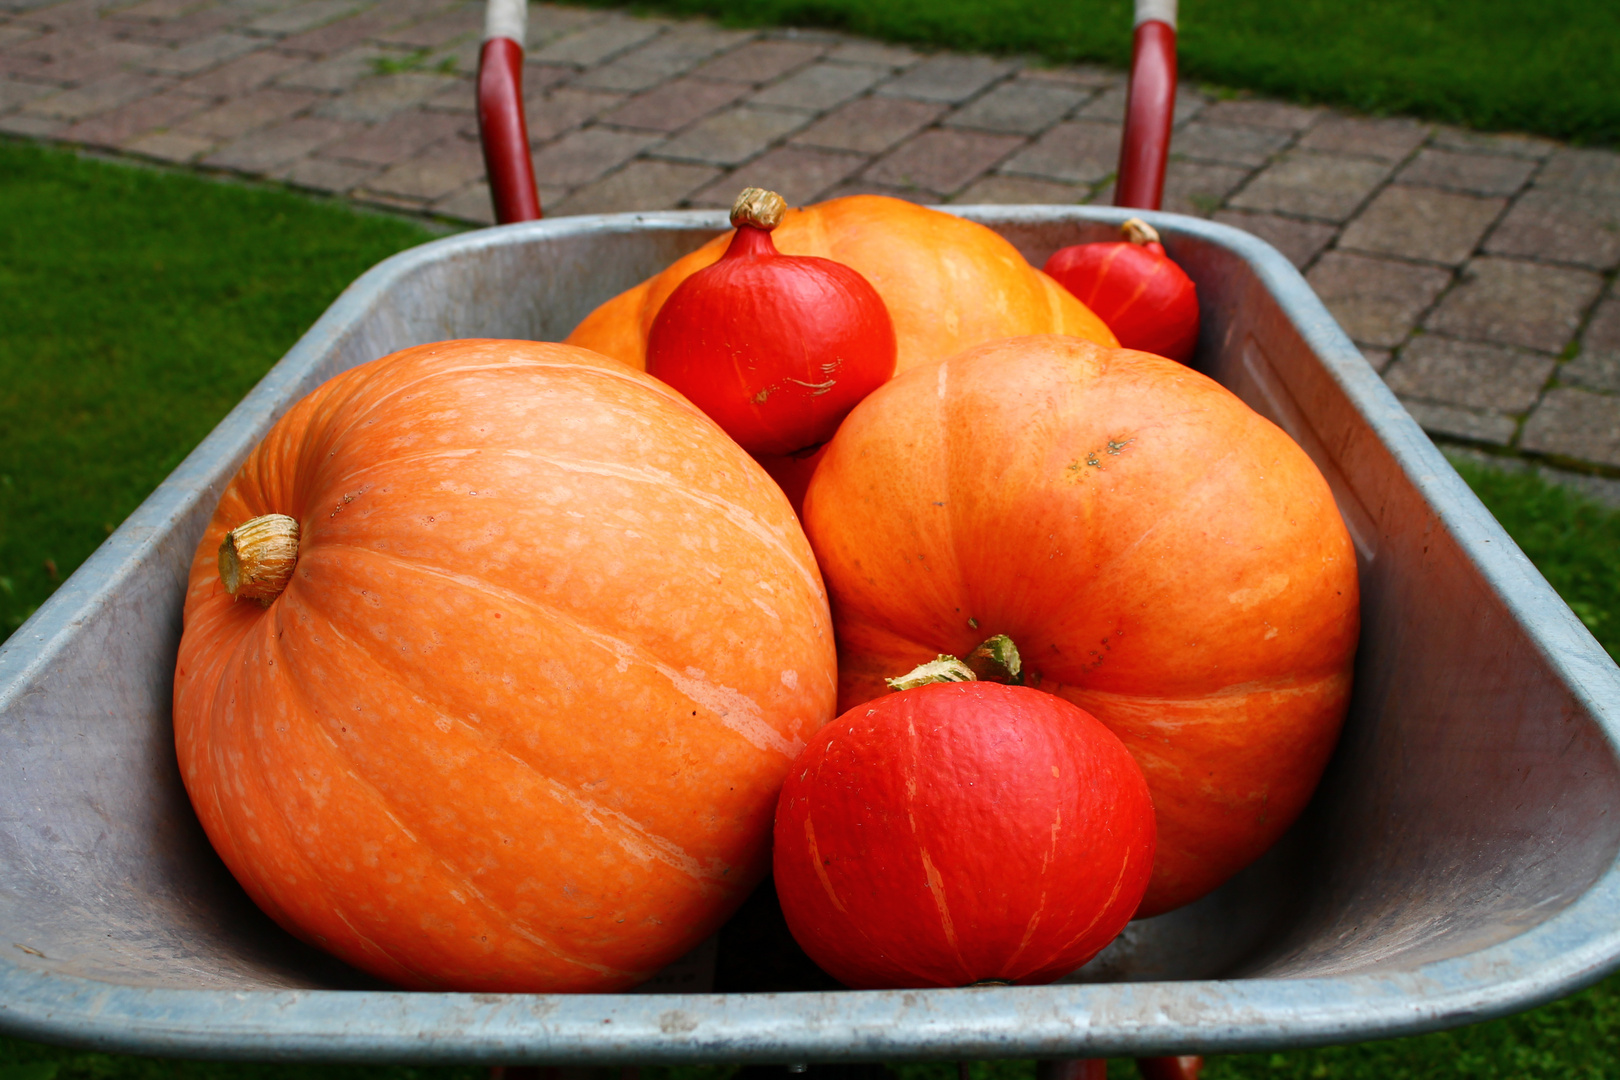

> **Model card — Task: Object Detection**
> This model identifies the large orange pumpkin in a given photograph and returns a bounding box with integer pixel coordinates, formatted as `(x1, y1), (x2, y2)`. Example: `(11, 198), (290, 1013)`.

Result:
(566, 195), (1118, 373)
(801, 336), (1359, 917)
(173, 339), (837, 992)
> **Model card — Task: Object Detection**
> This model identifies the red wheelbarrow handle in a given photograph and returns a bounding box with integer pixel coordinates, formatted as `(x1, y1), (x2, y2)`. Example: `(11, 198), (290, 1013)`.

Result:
(477, 0), (541, 223)
(1115, 0), (1178, 210)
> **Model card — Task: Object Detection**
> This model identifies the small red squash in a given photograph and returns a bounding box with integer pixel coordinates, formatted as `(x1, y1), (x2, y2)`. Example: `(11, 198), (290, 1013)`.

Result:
(646, 189), (897, 457)
(174, 339), (837, 992)
(1044, 218), (1200, 363)
(801, 335), (1359, 917)
(774, 675), (1156, 989)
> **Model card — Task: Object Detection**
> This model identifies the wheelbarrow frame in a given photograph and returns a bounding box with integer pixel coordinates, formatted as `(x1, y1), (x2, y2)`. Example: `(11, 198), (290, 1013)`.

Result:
(2, 204), (1619, 1064)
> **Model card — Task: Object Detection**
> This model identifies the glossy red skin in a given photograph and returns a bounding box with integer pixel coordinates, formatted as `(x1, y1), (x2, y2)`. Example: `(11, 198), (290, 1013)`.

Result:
(647, 226), (897, 456)
(774, 682), (1156, 989)
(1043, 241), (1199, 363)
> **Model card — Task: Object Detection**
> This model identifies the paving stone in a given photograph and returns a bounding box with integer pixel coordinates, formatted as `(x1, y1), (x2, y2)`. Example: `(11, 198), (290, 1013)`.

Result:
(1360, 345), (1393, 373)
(273, 8), (393, 56)
(822, 39), (921, 70)
(1430, 125), (1555, 160)
(0, 76), (55, 111)
(1296, 113), (1430, 162)
(0, 111), (65, 135)
(1521, 388), (1620, 467)
(315, 70), (455, 121)
(1395, 148), (1536, 198)
(650, 103), (807, 167)
(552, 158), (718, 215)
(179, 44), (301, 94)
(1560, 296), (1620, 392)
(1532, 147), (1620, 196)
(1076, 83), (1204, 127)
(998, 119), (1118, 185)
(201, 112), (351, 168)
(0, 25), (41, 47)
(1306, 251), (1451, 348)
(1170, 121), (1289, 167)
(20, 69), (170, 119)
(142, 29), (259, 74)
(432, 179), (494, 225)
(109, 0), (199, 18)
(1426, 257), (1604, 353)
(750, 60), (886, 113)
(317, 105), (462, 165)
(1399, 399), (1517, 445)
(1159, 159), (1250, 217)
(123, 127), (213, 159)
(688, 144), (865, 208)
(599, 75), (743, 133)
(1484, 188), (1620, 271)
(1199, 98), (1321, 132)
(1018, 63), (1119, 90)
(865, 126), (1022, 196)
(420, 72), (475, 114)
(114, 7), (236, 45)
(275, 44), (395, 91)
(374, 6), (478, 50)
(944, 78), (1086, 135)
(1228, 151), (1392, 222)
(573, 23), (752, 93)
(176, 83), (315, 136)
(876, 53), (1015, 104)
(56, 83), (202, 143)
(1212, 208), (1337, 269)
(524, 85), (623, 142)
(525, 3), (605, 48)
(1382, 335), (1554, 412)
(44, 39), (162, 83)
(279, 152), (373, 191)
(689, 38), (822, 85)
(532, 124), (659, 187)
(789, 94), (943, 155)
(952, 173), (1084, 205)
(362, 132), (483, 199)
(815, 178), (926, 204)
(529, 15), (663, 68)
(1339, 185), (1506, 266)
(247, 0), (364, 36)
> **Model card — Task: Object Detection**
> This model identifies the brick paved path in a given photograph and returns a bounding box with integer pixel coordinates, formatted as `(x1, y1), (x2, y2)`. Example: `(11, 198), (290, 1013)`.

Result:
(3, 0), (1619, 480)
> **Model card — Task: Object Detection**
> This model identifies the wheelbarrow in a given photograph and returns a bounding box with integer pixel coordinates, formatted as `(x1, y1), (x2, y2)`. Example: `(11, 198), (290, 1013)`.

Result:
(3, 0), (1619, 1071)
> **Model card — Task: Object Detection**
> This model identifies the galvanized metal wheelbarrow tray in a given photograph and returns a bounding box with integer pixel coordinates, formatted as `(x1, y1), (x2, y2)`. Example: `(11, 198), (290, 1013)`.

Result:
(3, 205), (1619, 1065)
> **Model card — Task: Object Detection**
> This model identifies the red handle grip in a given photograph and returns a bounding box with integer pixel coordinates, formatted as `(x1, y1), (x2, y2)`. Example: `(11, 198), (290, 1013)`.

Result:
(476, 36), (542, 224)
(1114, 18), (1178, 211)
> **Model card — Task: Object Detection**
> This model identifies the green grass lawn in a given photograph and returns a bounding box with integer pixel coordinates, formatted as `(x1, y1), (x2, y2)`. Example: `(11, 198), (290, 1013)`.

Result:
(593, 0), (1620, 145)
(3, 139), (1620, 1078)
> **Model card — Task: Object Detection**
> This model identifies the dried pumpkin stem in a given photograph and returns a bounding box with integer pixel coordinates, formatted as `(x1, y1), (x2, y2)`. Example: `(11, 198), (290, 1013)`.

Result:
(731, 188), (787, 231)
(886, 634), (1024, 691)
(1121, 217), (1161, 246)
(218, 513), (300, 605)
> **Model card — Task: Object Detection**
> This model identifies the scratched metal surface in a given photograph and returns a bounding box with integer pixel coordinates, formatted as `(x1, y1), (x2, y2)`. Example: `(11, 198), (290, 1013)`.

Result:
(2, 208), (1618, 1062)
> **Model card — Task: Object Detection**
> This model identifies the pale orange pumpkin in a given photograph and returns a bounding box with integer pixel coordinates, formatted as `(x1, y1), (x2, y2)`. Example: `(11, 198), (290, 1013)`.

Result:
(173, 339), (837, 992)
(566, 195), (1119, 374)
(802, 335), (1359, 917)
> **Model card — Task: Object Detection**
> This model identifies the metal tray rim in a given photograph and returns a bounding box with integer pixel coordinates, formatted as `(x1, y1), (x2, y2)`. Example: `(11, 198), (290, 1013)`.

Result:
(4, 207), (1619, 1061)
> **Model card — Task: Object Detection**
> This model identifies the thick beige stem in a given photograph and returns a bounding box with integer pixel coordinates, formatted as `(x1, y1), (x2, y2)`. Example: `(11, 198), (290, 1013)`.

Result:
(1122, 217), (1161, 245)
(218, 514), (300, 605)
(731, 188), (787, 231)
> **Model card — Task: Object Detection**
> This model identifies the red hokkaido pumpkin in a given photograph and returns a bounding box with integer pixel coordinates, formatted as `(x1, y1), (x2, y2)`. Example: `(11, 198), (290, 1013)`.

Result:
(801, 335), (1359, 917)
(774, 679), (1156, 989)
(1044, 218), (1200, 363)
(646, 189), (896, 456)
(173, 339), (837, 992)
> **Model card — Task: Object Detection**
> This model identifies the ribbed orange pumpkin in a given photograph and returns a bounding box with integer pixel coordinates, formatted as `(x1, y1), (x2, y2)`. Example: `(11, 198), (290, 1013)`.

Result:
(566, 195), (1119, 374)
(173, 339), (837, 992)
(802, 336), (1359, 917)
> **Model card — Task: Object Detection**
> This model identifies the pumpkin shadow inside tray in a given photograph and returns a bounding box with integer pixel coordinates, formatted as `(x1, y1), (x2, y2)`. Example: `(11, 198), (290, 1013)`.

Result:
(715, 876), (845, 993)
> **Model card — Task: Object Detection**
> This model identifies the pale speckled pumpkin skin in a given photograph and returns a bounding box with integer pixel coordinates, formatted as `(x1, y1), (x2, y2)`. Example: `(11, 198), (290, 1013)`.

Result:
(802, 336), (1359, 918)
(174, 339), (836, 992)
